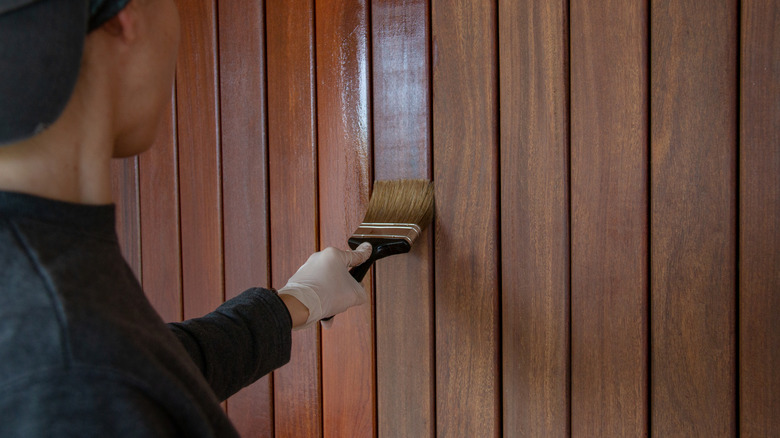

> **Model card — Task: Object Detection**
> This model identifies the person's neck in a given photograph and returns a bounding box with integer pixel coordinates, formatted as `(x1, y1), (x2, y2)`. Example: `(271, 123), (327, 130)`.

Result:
(0, 100), (115, 205)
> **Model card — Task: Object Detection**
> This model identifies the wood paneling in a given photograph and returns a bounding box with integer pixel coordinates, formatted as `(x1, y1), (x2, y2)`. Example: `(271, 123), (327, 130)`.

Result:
(432, 0), (500, 436)
(218, 0), (273, 434)
(372, 0), (434, 437)
(267, 0), (322, 436)
(651, 0), (738, 435)
(139, 93), (181, 323)
(109, 1), (779, 436)
(500, 0), (569, 436)
(315, 0), (375, 436)
(739, 0), (780, 435)
(570, 0), (648, 435)
(175, 0), (223, 320)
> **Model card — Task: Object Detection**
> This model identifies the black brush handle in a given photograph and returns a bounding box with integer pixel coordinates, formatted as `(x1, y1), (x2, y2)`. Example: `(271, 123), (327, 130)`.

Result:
(320, 237), (412, 322)
(347, 237), (412, 281)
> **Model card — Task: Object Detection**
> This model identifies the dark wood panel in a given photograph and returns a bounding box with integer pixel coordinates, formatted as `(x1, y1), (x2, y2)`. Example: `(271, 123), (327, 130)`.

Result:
(266, 0), (322, 436)
(651, 1), (737, 435)
(570, 1), (648, 435)
(499, 0), (569, 436)
(371, 1), (434, 437)
(175, 0), (224, 320)
(139, 92), (182, 323)
(432, 0), (500, 436)
(217, 0), (272, 434)
(739, 0), (780, 435)
(111, 157), (141, 280)
(315, 0), (375, 436)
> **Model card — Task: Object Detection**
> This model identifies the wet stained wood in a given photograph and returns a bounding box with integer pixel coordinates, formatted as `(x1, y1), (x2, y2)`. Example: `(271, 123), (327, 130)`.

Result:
(218, 0), (273, 434)
(175, 0), (224, 320)
(499, 0), (570, 436)
(138, 92), (182, 323)
(266, 0), (322, 436)
(315, 0), (375, 436)
(570, 0), (649, 435)
(739, 0), (780, 435)
(432, 0), (500, 436)
(651, 0), (738, 435)
(372, 0), (434, 437)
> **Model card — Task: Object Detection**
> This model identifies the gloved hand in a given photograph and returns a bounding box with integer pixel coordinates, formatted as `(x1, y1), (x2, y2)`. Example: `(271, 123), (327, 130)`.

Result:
(278, 242), (372, 330)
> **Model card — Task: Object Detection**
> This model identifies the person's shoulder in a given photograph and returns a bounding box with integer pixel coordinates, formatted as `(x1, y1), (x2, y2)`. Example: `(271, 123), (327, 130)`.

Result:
(0, 366), (181, 438)
(0, 221), (69, 384)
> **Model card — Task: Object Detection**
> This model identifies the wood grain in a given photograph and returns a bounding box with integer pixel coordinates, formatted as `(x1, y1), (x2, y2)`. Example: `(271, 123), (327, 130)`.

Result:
(315, 0), (375, 436)
(651, 0), (737, 435)
(266, 0), (322, 436)
(175, 0), (224, 320)
(739, 0), (780, 435)
(432, 0), (500, 436)
(570, 1), (649, 435)
(139, 91), (182, 323)
(499, 0), (569, 436)
(111, 157), (141, 281)
(217, 0), (272, 434)
(372, 0), (434, 436)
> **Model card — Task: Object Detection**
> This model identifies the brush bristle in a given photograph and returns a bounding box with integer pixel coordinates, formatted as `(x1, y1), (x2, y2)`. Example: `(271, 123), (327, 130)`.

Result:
(363, 179), (434, 228)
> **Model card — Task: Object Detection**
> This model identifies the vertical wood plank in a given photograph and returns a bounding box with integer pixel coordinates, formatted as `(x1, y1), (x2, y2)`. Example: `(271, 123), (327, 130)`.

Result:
(139, 92), (182, 323)
(651, 1), (737, 435)
(371, 0), (434, 437)
(499, 0), (569, 436)
(218, 0), (273, 434)
(266, 0), (322, 436)
(316, 0), (374, 436)
(432, 0), (500, 436)
(570, 1), (649, 436)
(111, 157), (142, 280)
(740, 0), (780, 435)
(175, 0), (223, 320)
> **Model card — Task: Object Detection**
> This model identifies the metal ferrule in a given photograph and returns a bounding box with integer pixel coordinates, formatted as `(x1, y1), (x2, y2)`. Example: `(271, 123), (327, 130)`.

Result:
(351, 222), (422, 244)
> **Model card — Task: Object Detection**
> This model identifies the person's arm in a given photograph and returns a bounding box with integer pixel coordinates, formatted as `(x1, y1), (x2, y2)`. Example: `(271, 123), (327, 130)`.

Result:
(279, 293), (309, 327)
(167, 287), (292, 401)
(168, 242), (372, 401)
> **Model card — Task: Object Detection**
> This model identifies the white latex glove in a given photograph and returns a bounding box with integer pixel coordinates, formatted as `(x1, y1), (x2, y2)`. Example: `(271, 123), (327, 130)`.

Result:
(278, 242), (372, 330)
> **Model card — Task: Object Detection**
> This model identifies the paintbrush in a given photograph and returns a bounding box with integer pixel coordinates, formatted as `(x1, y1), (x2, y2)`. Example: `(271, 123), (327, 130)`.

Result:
(320, 180), (433, 323)
(346, 179), (435, 282)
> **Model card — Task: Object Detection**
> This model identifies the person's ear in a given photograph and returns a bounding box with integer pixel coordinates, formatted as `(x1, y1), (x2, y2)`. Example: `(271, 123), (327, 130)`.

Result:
(98, 3), (140, 43)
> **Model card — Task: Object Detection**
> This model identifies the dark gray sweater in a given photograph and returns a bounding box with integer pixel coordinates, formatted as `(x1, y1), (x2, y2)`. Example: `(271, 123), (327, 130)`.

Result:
(0, 191), (292, 437)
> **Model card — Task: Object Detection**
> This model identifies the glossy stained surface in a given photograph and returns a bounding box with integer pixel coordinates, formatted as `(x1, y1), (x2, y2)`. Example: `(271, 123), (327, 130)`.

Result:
(111, 1), (779, 436)
(267, 0), (322, 436)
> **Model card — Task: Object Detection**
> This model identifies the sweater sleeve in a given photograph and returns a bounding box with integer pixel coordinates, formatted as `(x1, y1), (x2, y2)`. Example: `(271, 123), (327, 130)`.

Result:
(167, 288), (292, 401)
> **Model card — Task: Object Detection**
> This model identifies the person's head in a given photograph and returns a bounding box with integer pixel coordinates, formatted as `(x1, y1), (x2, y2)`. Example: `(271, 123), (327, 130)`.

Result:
(0, 0), (180, 157)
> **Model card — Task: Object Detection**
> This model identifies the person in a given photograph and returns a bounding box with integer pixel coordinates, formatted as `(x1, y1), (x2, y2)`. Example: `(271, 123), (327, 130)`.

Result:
(0, 0), (372, 436)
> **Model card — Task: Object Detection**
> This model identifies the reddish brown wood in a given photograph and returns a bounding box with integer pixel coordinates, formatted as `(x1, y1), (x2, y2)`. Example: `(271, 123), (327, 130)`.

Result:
(651, 1), (737, 435)
(217, 0), (273, 434)
(570, 1), (648, 436)
(139, 92), (182, 323)
(266, 0), (322, 436)
(372, 0), (434, 437)
(432, 0), (500, 436)
(175, 0), (224, 320)
(316, 0), (375, 436)
(111, 157), (141, 280)
(500, 0), (569, 436)
(739, 0), (780, 435)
